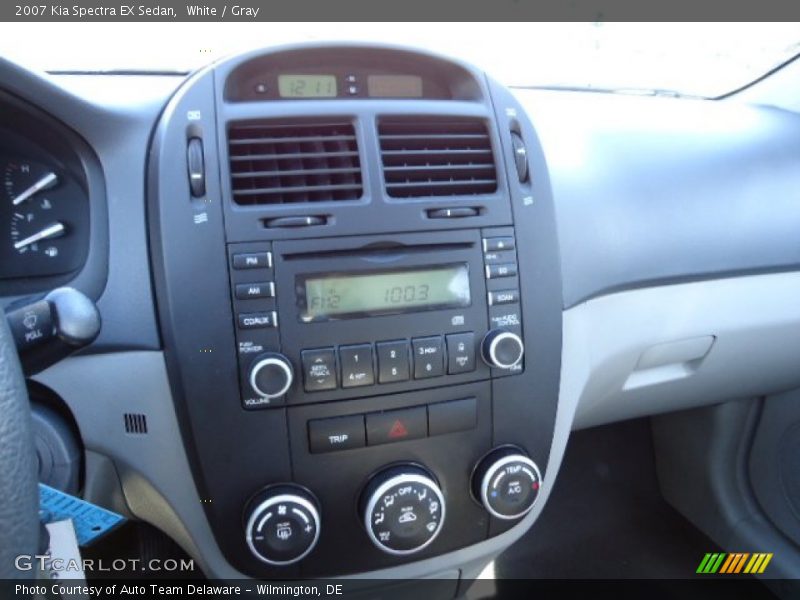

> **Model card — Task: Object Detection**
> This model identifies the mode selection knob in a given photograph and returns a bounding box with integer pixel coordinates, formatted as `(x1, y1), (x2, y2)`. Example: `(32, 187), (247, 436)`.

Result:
(244, 485), (320, 566)
(481, 329), (524, 369)
(249, 353), (294, 399)
(361, 465), (445, 556)
(473, 447), (541, 520)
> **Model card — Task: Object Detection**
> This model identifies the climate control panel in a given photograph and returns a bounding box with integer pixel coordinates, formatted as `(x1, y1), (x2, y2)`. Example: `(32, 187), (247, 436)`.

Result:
(242, 449), (542, 567)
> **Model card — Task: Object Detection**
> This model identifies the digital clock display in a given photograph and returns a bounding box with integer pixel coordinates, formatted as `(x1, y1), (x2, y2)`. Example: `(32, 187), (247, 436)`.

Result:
(278, 74), (337, 98)
(299, 264), (470, 322)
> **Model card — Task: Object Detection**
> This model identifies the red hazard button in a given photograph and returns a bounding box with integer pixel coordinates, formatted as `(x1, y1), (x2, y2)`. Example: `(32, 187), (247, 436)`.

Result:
(366, 406), (427, 446)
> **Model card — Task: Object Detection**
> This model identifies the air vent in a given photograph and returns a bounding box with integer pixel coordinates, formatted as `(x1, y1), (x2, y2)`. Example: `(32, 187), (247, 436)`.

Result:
(379, 117), (497, 198)
(228, 120), (362, 205)
(124, 413), (148, 435)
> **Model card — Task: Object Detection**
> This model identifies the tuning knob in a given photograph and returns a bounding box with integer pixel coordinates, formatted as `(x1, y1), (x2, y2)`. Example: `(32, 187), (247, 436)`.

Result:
(473, 447), (541, 520)
(244, 485), (320, 566)
(249, 353), (293, 399)
(361, 465), (445, 556)
(481, 329), (524, 369)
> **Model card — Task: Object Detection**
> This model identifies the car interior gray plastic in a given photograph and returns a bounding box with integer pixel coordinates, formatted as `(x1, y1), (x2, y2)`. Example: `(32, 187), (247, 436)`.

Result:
(513, 88), (800, 309)
(748, 388), (800, 549)
(563, 272), (800, 429)
(652, 399), (800, 581)
(7, 45), (800, 582)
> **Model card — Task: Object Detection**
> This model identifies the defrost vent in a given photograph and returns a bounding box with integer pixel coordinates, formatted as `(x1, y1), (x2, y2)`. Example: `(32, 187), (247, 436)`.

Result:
(379, 117), (497, 198)
(228, 119), (363, 205)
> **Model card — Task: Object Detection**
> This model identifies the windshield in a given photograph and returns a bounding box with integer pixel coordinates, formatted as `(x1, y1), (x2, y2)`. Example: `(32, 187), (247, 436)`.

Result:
(0, 22), (798, 97)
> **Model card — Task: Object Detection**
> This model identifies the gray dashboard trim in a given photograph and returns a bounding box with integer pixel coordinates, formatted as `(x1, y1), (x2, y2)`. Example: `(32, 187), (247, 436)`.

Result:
(515, 89), (800, 309)
(564, 271), (800, 429)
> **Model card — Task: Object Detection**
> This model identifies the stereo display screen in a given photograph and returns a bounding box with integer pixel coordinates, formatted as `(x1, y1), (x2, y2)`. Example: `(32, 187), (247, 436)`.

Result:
(299, 264), (470, 322)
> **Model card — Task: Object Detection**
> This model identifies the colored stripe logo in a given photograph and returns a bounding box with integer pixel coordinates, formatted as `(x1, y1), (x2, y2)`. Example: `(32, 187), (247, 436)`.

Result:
(697, 552), (773, 574)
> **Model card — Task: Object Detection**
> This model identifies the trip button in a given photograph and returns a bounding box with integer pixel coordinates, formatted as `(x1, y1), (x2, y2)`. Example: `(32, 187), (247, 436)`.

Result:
(308, 415), (365, 453)
(366, 406), (427, 446)
(486, 263), (517, 279)
(376, 340), (410, 383)
(301, 348), (337, 392)
(412, 336), (444, 379)
(446, 332), (476, 374)
(340, 344), (375, 388)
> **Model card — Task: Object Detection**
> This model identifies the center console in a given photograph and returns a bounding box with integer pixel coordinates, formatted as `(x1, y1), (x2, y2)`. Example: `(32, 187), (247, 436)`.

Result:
(148, 43), (562, 578)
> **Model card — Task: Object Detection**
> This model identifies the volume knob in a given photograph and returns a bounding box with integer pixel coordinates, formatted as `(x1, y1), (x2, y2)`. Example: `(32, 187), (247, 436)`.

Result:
(481, 329), (524, 369)
(249, 353), (294, 399)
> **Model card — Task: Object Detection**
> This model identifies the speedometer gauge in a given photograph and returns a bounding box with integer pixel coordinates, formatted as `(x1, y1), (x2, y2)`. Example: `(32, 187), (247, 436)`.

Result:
(1, 155), (89, 279)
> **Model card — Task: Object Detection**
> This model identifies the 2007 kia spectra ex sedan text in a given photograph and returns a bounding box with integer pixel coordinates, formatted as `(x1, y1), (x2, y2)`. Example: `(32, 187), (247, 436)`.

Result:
(0, 21), (800, 600)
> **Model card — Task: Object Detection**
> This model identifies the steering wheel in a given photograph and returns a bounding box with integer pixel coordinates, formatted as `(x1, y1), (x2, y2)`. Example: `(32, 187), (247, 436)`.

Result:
(0, 313), (39, 578)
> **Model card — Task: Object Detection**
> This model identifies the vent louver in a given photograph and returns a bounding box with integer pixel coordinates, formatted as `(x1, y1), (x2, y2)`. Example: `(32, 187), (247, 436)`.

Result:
(379, 117), (497, 198)
(228, 120), (362, 205)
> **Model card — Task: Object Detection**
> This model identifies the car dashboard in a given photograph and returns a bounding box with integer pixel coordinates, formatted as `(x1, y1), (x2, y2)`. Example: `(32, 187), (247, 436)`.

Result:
(2, 42), (800, 585)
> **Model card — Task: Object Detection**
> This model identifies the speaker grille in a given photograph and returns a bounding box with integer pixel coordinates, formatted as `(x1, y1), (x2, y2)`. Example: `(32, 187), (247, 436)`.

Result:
(124, 413), (148, 435)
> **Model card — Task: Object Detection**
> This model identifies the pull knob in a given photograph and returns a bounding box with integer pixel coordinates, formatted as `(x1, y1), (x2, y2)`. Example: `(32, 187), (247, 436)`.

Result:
(249, 353), (293, 399)
(481, 329), (524, 369)
(5, 287), (100, 376)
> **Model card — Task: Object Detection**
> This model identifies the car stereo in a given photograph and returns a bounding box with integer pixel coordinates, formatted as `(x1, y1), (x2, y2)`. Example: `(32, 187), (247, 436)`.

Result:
(227, 228), (524, 409)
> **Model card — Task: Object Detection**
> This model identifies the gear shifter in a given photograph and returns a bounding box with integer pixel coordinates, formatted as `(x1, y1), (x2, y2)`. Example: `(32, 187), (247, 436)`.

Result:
(5, 287), (100, 376)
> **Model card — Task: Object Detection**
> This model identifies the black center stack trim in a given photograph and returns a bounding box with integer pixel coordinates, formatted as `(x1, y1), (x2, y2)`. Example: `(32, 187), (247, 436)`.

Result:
(148, 43), (562, 580)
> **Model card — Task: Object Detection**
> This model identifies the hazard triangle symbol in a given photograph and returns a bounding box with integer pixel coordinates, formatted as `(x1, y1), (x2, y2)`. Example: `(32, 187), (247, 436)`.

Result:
(388, 420), (408, 439)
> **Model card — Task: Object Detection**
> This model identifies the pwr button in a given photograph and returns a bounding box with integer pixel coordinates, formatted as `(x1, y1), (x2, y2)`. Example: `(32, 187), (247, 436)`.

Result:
(366, 407), (427, 446)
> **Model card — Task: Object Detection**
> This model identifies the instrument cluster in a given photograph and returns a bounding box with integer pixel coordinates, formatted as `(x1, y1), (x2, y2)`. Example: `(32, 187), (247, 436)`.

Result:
(0, 131), (90, 282)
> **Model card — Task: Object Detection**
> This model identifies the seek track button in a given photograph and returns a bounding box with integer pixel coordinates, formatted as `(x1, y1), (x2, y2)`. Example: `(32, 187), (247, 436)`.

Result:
(301, 348), (337, 392)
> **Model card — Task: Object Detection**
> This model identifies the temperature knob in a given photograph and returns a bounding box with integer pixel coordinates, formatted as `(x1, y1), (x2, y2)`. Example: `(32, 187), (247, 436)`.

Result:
(361, 465), (445, 556)
(244, 485), (320, 566)
(473, 447), (541, 520)
(481, 329), (524, 369)
(249, 353), (293, 399)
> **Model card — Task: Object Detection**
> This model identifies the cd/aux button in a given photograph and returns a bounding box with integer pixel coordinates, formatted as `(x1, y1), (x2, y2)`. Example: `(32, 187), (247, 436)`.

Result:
(238, 311), (278, 329)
